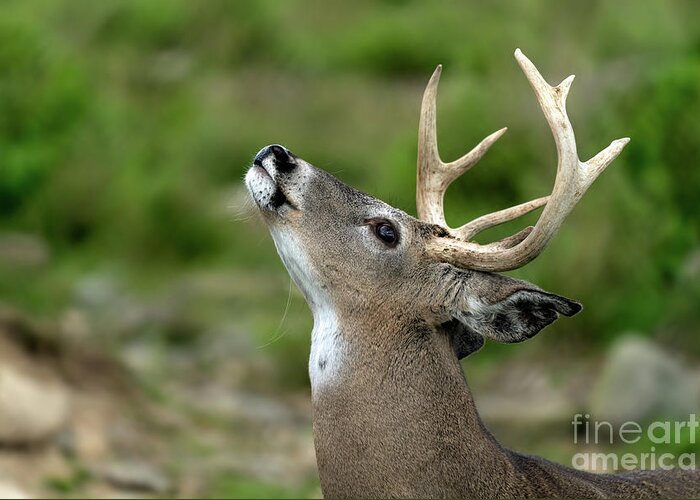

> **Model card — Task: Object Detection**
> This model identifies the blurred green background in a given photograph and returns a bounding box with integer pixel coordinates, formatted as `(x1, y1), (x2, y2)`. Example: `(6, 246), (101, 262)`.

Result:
(0, 0), (698, 498)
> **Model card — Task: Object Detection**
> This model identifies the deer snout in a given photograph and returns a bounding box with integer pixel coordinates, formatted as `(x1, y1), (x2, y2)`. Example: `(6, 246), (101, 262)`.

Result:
(254, 144), (296, 173)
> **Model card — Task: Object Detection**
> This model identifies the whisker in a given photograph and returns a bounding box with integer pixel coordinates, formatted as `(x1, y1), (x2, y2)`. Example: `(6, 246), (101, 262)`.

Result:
(230, 195), (257, 222)
(257, 278), (294, 349)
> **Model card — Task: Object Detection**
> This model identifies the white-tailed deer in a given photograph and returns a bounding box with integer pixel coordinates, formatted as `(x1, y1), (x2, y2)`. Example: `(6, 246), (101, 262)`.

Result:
(244, 50), (700, 498)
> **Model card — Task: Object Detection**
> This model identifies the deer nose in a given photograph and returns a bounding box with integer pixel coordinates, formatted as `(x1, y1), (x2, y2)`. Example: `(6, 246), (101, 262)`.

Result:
(254, 144), (296, 172)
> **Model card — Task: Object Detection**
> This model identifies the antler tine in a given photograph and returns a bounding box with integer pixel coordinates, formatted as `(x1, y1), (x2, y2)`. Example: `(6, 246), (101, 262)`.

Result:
(457, 195), (550, 240)
(416, 64), (508, 227)
(423, 49), (629, 272)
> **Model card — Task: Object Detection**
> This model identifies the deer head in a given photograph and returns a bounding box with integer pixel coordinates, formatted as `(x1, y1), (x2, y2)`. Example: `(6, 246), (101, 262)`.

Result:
(245, 50), (628, 372)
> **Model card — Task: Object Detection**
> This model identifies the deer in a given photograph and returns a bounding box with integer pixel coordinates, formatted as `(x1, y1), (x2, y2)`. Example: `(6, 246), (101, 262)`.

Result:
(244, 49), (700, 498)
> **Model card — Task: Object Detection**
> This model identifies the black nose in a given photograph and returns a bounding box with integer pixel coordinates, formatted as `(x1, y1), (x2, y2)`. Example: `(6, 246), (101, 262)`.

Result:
(254, 144), (296, 172)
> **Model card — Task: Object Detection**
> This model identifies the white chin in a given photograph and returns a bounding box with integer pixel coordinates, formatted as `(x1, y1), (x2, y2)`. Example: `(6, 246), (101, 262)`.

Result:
(245, 166), (277, 208)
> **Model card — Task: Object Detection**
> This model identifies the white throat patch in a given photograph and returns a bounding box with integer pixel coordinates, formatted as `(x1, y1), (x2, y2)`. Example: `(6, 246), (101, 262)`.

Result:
(269, 227), (344, 393)
(309, 304), (343, 393)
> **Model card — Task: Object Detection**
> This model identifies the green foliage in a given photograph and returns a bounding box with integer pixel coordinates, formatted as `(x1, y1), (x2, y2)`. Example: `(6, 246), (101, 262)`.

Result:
(0, 0), (699, 346)
(0, 0), (696, 346)
(45, 464), (91, 494)
(0, 16), (87, 214)
(210, 473), (319, 499)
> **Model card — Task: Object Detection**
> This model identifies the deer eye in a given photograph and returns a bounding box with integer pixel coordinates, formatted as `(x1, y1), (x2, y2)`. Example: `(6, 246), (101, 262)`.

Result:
(366, 219), (399, 247)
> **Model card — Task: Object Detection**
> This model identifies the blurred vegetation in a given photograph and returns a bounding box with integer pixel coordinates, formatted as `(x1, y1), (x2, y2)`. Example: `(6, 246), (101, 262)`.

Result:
(0, 0), (699, 496)
(1, 0), (698, 349)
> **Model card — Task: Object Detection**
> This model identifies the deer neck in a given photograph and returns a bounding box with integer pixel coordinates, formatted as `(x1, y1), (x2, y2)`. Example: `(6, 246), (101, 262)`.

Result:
(309, 307), (519, 498)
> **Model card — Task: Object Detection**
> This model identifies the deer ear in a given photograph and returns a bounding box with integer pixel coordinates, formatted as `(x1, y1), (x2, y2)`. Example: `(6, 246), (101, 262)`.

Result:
(449, 276), (582, 344)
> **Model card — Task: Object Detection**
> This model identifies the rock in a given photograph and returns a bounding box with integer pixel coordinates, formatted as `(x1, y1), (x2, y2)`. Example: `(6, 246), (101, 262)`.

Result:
(0, 365), (70, 444)
(55, 412), (109, 463)
(0, 480), (30, 499)
(590, 335), (698, 424)
(184, 386), (302, 425)
(472, 360), (574, 425)
(0, 232), (49, 269)
(58, 309), (91, 343)
(100, 460), (171, 494)
(73, 272), (188, 340)
(120, 340), (163, 376)
(73, 273), (123, 310)
(201, 323), (254, 358)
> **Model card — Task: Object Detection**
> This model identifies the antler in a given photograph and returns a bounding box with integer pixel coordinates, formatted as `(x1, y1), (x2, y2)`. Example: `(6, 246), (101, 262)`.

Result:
(417, 49), (629, 272)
